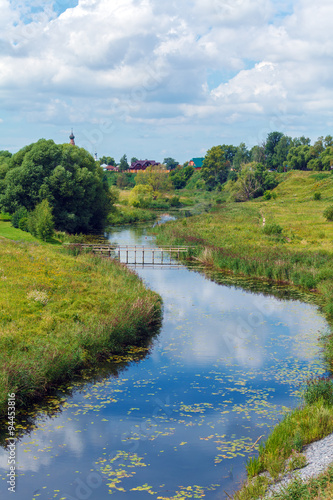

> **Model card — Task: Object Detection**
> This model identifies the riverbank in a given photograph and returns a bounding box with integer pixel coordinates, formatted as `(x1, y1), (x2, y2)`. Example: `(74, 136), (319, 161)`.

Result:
(152, 171), (333, 499)
(0, 235), (162, 422)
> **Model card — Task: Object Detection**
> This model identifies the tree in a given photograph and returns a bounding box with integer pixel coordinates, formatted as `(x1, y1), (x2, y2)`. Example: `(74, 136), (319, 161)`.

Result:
(169, 165), (194, 189)
(220, 144), (238, 164)
(231, 169), (262, 202)
(116, 173), (135, 189)
(201, 146), (231, 190)
(131, 157), (139, 164)
(0, 139), (112, 233)
(119, 154), (129, 172)
(100, 156), (115, 166)
(163, 158), (178, 171)
(135, 165), (173, 192)
(286, 145), (311, 170)
(28, 199), (54, 241)
(233, 143), (250, 171)
(251, 144), (266, 163)
(275, 135), (292, 170)
(128, 185), (153, 208)
(265, 131), (284, 169)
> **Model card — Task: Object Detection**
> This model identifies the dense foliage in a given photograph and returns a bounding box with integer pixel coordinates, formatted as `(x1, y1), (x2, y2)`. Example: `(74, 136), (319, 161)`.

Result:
(0, 139), (112, 233)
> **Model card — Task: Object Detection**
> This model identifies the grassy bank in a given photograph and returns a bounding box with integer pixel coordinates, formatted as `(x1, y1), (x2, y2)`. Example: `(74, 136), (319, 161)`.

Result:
(107, 205), (157, 225)
(0, 233), (162, 421)
(152, 171), (333, 499)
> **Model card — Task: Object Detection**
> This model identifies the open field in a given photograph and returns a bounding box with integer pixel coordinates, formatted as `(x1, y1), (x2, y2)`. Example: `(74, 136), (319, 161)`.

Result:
(0, 232), (162, 420)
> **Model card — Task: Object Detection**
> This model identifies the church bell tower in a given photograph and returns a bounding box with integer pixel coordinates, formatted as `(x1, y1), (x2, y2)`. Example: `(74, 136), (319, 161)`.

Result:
(69, 129), (75, 146)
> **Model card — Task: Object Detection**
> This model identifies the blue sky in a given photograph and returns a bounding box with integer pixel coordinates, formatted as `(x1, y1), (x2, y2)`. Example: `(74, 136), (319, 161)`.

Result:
(1, 0), (333, 163)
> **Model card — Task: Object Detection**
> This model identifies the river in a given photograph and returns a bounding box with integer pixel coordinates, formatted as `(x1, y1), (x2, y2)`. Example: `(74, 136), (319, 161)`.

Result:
(0, 217), (329, 500)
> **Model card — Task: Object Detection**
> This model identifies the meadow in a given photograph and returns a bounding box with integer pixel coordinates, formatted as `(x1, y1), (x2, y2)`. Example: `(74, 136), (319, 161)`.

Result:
(0, 229), (162, 421)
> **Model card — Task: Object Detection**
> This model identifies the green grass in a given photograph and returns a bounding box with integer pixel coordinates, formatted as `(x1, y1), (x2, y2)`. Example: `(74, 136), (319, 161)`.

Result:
(152, 171), (333, 500)
(270, 464), (333, 499)
(0, 236), (162, 420)
(0, 221), (40, 242)
(107, 205), (157, 225)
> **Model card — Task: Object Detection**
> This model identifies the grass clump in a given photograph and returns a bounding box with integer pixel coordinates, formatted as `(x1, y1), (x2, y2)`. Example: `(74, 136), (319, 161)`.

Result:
(313, 192), (322, 200)
(285, 450), (307, 472)
(263, 222), (283, 235)
(271, 464), (333, 499)
(303, 377), (333, 406)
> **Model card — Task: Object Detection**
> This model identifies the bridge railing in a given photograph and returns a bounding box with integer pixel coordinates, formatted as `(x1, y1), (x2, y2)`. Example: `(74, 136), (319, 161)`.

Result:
(63, 244), (193, 265)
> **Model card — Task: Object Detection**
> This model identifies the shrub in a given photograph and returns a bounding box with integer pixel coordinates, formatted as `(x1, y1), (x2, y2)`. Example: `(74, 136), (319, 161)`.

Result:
(263, 190), (272, 200)
(11, 206), (28, 228)
(313, 192), (322, 200)
(18, 217), (29, 232)
(170, 196), (181, 207)
(303, 377), (333, 406)
(286, 450), (307, 472)
(262, 223), (283, 235)
(323, 205), (333, 221)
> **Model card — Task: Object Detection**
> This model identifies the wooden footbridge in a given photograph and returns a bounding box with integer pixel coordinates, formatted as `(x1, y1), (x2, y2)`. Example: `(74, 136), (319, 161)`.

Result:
(73, 244), (191, 266)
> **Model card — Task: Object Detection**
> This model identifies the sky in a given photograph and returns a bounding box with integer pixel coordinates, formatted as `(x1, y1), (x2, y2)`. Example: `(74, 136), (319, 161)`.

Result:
(1, 0), (333, 163)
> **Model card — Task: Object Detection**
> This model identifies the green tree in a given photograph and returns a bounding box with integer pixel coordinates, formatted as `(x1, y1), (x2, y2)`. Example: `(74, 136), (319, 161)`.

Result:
(0, 139), (112, 233)
(100, 156), (115, 166)
(220, 144), (238, 163)
(201, 146), (231, 190)
(169, 165), (194, 189)
(233, 142), (250, 171)
(275, 135), (292, 170)
(116, 173), (136, 189)
(265, 131), (284, 169)
(286, 145), (311, 170)
(131, 157), (139, 164)
(119, 154), (129, 172)
(128, 185), (153, 208)
(28, 199), (54, 241)
(163, 157), (178, 170)
(250, 144), (266, 163)
(135, 165), (173, 192)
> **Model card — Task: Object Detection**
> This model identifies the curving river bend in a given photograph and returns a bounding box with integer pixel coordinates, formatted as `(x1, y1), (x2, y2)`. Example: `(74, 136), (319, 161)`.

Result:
(0, 218), (329, 500)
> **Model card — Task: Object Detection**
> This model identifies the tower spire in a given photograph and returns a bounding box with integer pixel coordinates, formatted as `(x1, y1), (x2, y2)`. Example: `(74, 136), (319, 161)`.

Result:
(69, 129), (75, 146)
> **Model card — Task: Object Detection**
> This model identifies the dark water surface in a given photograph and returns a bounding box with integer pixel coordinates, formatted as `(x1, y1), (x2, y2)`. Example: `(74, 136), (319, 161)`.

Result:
(0, 220), (329, 500)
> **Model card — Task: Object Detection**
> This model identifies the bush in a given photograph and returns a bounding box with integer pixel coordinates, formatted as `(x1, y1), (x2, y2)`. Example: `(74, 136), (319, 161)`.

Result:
(170, 196), (181, 207)
(18, 217), (29, 232)
(303, 377), (333, 406)
(11, 207), (28, 228)
(262, 223), (283, 235)
(263, 190), (272, 200)
(313, 192), (322, 200)
(149, 199), (170, 210)
(323, 205), (333, 221)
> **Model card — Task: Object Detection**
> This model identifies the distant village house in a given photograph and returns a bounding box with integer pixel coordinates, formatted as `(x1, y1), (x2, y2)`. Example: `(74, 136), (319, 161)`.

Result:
(188, 158), (204, 170)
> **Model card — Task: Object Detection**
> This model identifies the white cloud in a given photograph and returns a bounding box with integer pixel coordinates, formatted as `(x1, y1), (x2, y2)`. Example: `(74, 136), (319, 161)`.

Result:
(1, 0), (333, 157)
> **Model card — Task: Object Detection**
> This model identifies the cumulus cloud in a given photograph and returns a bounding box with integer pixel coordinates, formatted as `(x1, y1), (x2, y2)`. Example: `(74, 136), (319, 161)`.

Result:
(1, 0), (333, 156)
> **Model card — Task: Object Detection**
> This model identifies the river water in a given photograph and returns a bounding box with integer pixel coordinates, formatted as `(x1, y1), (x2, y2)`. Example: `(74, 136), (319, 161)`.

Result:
(0, 218), (330, 500)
